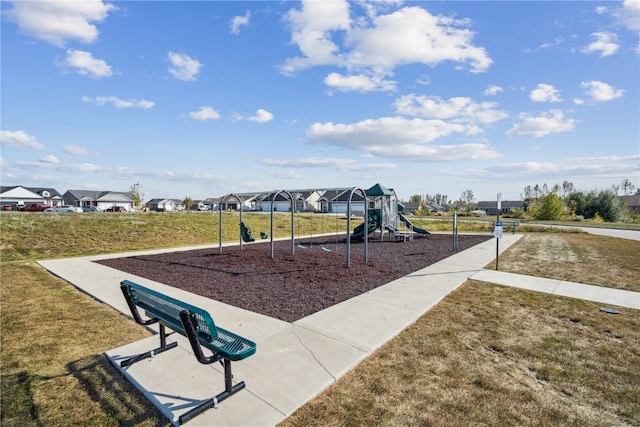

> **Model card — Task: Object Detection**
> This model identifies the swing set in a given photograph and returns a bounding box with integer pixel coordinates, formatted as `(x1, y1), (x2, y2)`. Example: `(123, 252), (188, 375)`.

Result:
(217, 187), (368, 267)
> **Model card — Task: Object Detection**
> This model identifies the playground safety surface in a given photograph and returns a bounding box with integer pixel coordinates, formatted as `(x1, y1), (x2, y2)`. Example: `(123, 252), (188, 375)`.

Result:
(97, 234), (491, 322)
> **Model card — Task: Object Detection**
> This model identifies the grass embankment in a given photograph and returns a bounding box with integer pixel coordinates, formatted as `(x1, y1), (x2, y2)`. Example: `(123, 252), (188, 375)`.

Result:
(1, 212), (638, 426)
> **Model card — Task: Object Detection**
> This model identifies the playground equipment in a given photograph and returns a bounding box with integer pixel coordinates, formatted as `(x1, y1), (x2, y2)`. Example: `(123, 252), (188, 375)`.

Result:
(219, 194), (246, 253)
(350, 210), (380, 242)
(397, 212), (430, 235)
(349, 183), (430, 242)
(345, 187), (368, 268)
(268, 190), (295, 258)
(240, 222), (255, 242)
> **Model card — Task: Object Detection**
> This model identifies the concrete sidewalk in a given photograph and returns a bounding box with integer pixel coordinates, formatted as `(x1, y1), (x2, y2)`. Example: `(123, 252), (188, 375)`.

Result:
(36, 233), (638, 426)
(471, 270), (640, 309)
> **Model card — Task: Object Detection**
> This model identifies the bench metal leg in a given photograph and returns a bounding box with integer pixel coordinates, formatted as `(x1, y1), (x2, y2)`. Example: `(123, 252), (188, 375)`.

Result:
(178, 359), (246, 425)
(120, 324), (178, 368)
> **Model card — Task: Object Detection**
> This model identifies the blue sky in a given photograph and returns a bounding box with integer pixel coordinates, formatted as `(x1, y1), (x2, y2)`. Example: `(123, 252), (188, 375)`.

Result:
(1, 0), (638, 203)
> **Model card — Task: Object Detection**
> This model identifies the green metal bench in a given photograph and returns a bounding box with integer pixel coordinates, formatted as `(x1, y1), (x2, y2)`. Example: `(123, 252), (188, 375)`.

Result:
(120, 279), (257, 425)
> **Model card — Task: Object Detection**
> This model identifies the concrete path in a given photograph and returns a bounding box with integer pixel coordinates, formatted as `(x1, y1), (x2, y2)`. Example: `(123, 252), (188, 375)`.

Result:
(579, 226), (640, 241)
(36, 233), (638, 426)
(471, 270), (640, 309)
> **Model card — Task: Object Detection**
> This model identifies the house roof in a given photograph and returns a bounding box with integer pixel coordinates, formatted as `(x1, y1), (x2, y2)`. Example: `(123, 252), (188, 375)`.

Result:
(65, 189), (132, 202)
(332, 189), (366, 202)
(1, 185), (62, 198)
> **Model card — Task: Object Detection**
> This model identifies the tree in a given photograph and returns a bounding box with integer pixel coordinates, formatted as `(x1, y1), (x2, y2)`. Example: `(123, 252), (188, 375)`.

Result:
(414, 200), (430, 216)
(425, 193), (448, 205)
(409, 194), (422, 203)
(621, 179), (636, 196)
(460, 189), (474, 212)
(561, 181), (574, 198)
(130, 182), (144, 211)
(183, 196), (194, 210)
(586, 189), (625, 222)
(537, 192), (565, 220)
(568, 189), (624, 222)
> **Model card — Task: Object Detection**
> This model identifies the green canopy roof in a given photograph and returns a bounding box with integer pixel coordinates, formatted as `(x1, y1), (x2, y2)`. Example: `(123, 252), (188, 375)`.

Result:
(365, 183), (394, 197)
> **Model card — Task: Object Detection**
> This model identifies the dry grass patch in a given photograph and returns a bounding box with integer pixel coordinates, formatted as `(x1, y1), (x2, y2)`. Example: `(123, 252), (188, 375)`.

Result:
(281, 281), (640, 427)
(493, 233), (640, 292)
(0, 261), (168, 426)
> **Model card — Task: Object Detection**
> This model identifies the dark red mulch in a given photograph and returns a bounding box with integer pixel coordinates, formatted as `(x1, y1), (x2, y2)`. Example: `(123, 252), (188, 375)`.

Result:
(97, 234), (491, 322)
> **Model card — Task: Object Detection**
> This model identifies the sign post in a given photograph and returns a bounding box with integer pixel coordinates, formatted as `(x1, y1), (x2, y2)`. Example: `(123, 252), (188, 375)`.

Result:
(453, 212), (459, 251)
(495, 193), (502, 270)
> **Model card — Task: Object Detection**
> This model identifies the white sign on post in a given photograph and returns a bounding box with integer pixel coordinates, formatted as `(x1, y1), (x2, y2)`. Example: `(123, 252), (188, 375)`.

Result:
(494, 221), (503, 239)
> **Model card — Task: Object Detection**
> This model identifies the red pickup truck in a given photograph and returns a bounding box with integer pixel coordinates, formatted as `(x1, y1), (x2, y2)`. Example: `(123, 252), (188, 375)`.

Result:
(21, 203), (52, 212)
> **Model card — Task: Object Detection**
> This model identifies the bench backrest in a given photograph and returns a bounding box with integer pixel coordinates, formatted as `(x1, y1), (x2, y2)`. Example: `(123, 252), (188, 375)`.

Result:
(121, 279), (217, 342)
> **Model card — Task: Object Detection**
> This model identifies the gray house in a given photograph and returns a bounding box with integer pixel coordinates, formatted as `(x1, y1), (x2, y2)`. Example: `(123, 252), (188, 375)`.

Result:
(476, 200), (525, 216)
(64, 190), (133, 211)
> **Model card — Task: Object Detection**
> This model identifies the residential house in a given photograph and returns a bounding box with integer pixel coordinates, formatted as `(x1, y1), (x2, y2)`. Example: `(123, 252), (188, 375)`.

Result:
(476, 200), (525, 216)
(259, 191), (296, 212)
(329, 189), (367, 215)
(0, 185), (63, 209)
(620, 195), (640, 214)
(317, 189), (348, 213)
(64, 190), (133, 211)
(146, 198), (185, 212)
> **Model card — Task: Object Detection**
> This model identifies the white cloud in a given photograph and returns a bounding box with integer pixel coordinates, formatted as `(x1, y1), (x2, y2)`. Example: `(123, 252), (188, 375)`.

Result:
(233, 109), (274, 123)
(4, 0), (115, 47)
(345, 7), (492, 72)
(486, 155), (639, 180)
(268, 170), (303, 180)
(324, 72), (396, 92)
(167, 52), (202, 81)
(63, 144), (89, 155)
(186, 106), (221, 121)
(248, 109), (274, 123)
(59, 49), (112, 78)
(614, 0), (640, 32)
(0, 130), (45, 150)
(538, 37), (564, 50)
(81, 96), (154, 109)
(40, 154), (60, 164)
(394, 94), (508, 124)
(484, 85), (504, 96)
(262, 157), (396, 172)
(305, 116), (501, 162)
(529, 83), (562, 103)
(281, 2), (492, 92)
(230, 10), (250, 35)
(281, 0), (351, 74)
(16, 160), (101, 173)
(582, 32), (620, 57)
(506, 110), (577, 138)
(580, 80), (625, 102)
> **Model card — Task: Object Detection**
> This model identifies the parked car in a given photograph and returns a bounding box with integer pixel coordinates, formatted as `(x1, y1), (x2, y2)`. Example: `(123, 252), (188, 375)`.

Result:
(21, 203), (52, 212)
(44, 205), (82, 213)
(105, 206), (127, 212)
(82, 206), (100, 212)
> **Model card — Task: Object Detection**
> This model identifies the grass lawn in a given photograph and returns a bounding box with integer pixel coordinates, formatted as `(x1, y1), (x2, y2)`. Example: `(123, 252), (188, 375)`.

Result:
(281, 280), (639, 426)
(1, 212), (638, 426)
